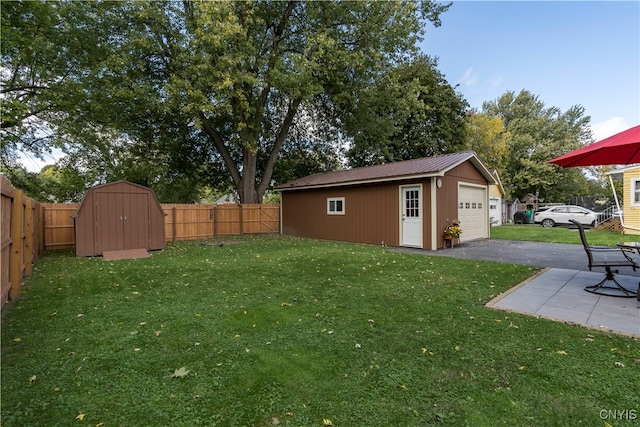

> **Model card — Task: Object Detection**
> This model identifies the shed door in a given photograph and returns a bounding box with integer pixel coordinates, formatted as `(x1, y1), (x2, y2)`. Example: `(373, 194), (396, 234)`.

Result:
(95, 192), (150, 253)
(458, 185), (488, 242)
(401, 185), (422, 247)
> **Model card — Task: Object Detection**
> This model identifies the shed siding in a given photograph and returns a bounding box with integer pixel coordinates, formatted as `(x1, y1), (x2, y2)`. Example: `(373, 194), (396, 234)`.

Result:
(75, 191), (95, 257)
(75, 181), (165, 256)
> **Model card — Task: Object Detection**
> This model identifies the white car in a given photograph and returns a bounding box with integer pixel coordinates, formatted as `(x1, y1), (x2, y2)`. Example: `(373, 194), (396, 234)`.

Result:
(534, 205), (597, 228)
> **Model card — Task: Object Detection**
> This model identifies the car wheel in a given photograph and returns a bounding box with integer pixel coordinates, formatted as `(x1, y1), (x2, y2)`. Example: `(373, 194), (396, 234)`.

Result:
(590, 221), (596, 228)
(541, 219), (555, 228)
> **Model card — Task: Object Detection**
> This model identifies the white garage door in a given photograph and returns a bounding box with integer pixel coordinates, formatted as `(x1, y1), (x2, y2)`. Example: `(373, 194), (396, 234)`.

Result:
(458, 185), (488, 242)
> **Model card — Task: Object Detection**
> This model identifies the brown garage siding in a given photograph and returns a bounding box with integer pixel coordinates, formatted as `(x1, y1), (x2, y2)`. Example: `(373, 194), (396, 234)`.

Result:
(282, 180), (427, 247)
(436, 162), (487, 247)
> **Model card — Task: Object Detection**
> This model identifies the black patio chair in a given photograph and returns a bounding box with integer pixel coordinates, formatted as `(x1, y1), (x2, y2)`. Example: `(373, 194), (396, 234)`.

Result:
(570, 219), (639, 298)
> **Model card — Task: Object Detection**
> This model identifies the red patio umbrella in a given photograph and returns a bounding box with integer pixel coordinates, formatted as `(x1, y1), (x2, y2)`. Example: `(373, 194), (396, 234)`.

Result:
(549, 125), (640, 167)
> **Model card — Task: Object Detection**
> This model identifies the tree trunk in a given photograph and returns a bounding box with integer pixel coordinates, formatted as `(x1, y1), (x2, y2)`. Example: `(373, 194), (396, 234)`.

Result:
(238, 148), (260, 204)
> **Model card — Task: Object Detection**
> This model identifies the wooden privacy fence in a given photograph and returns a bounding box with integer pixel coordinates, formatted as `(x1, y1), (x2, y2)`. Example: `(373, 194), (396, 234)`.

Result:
(42, 202), (280, 250)
(1, 175), (45, 307)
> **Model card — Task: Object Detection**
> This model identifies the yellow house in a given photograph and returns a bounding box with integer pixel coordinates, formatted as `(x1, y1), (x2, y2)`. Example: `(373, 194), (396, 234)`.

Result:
(608, 166), (640, 235)
(488, 169), (506, 226)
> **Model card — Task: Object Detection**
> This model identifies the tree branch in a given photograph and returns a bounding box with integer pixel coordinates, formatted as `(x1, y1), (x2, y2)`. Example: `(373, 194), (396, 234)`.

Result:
(197, 111), (242, 186)
(258, 97), (301, 195)
(0, 85), (48, 95)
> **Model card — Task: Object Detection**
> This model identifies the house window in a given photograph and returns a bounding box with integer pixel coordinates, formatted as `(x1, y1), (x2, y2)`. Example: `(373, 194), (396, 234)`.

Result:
(633, 179), (640, 205)
(327, 197), (345, 215)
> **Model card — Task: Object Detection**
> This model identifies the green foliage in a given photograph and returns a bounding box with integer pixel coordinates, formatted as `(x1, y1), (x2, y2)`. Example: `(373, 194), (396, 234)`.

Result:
(0, 164), (86, 203)
(0, 1), (111, 163)
(346, 55), (468, 167)
(2, 237), (638, 426)
(481, 90), (597, 202)
(464, 111), (509, 175)
(26, 1), (449, 203)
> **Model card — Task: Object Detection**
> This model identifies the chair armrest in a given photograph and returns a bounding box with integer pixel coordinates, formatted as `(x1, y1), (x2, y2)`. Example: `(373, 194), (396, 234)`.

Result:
(589, 245), (621, 252)
(589, 246), (639, 269)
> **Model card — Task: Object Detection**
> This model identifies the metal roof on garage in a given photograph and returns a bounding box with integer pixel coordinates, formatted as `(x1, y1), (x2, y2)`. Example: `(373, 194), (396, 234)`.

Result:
(276, 151), (497, 191)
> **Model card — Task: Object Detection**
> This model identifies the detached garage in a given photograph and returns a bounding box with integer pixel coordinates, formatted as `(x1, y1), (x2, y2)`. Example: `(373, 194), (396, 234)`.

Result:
(74, 181), (166, 257)
(276, 151), (496, 250)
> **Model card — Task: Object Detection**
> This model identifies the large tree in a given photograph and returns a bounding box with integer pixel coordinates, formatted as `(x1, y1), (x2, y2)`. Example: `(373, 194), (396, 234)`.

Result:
(0, 1), (109, 167)
(463, 111), (509, 176)
(481, 90), (597, 202)
(346, 55), (468, 167)
(27, 0), (449, 203)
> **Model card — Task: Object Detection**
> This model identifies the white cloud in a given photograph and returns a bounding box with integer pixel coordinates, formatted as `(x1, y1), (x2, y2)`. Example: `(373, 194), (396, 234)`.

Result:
(590, 117), (630, 141)
(458, 68), (478, 87)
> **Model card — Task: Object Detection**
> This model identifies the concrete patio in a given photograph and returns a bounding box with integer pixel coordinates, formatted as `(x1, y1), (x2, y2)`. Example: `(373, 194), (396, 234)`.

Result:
(393, 240), (640, 338)
(486, 268), (640, 338)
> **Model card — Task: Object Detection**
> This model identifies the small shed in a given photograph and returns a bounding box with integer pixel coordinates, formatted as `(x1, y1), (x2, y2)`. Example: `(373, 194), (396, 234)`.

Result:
(74, 181), (166, 257)
(276, 151), (496, 250)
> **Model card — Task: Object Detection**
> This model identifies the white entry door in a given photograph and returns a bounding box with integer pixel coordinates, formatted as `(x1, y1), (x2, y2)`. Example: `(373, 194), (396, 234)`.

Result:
(401, 185), (422, 247)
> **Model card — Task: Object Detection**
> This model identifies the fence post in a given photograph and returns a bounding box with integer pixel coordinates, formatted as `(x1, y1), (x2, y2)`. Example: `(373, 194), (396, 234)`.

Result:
(172, 207), (177, 242)
(24, 198), (33, 276)
(10, 189), (24, 300)
(214, 205), (218, 238)
(239, 204), (244, 235)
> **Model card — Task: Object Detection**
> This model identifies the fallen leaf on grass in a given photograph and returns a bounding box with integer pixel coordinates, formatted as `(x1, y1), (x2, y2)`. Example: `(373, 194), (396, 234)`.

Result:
(171, 367), (190, 378)
(75, 413), (85, 420)
(614, 361), (625, 367)
(556, 350), (567, 355)
(29, 375), (36, 383)
(323, 419), (333, 426)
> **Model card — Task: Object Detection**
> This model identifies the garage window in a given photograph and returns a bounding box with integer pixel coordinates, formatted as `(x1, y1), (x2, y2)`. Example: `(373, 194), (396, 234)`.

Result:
(327, 197), (345, 215)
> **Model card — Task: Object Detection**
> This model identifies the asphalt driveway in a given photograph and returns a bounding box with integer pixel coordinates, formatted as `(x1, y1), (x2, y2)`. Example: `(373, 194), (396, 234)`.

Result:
(393, 239), (639, 273)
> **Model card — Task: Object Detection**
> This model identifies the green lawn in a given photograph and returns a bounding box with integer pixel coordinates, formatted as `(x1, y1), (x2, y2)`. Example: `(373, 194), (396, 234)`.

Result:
(490, 224), (638, 246)
(2, 236), (639, 426)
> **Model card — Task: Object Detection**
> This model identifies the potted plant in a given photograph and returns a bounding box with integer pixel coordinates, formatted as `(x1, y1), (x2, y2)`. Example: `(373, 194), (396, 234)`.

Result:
(443, 220), (462, 244)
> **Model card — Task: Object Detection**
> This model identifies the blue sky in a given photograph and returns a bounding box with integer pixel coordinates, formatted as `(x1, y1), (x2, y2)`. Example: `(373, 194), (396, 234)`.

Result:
(420, 0), (640, 141)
